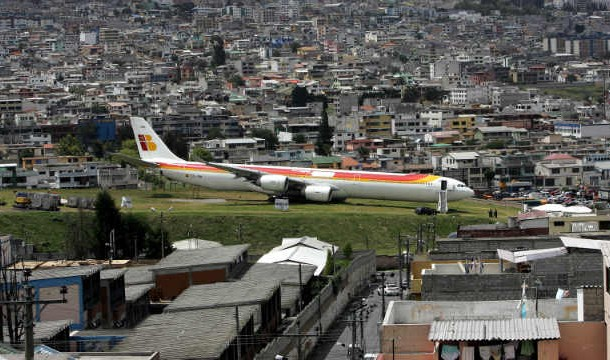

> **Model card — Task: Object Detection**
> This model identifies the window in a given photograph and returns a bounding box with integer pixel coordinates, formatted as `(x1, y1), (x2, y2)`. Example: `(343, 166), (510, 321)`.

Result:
(554, 221), (565, 226)
(572, 168), (580, 173)
(552, 169), (560, 174)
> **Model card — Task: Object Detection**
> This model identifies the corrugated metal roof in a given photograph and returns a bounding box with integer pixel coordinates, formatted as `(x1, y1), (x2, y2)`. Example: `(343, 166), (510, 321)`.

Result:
(33, 320), (72, 340)
(428, 318), (560, 341)
(560, 236), (610, 250)
(497, 247), (567, 263)
(150, 244), (250, 272)
(257, 246), (328, 276)
(124, 266), (154, 286)
(164, 279), (279, 313)
(30, 265), (102, 281)
(114, 307), (257, 360)
(100, 268), (127, 281)
(125, 284), (154, 302)
(241, 263), (316, 285)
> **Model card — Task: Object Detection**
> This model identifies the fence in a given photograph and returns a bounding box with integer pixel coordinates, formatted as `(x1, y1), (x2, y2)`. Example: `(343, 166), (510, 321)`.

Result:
(255, 250), (376, 360)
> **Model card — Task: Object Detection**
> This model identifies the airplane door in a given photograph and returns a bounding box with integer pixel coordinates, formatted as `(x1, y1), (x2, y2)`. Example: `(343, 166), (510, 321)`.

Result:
(441, 180), (447, 190)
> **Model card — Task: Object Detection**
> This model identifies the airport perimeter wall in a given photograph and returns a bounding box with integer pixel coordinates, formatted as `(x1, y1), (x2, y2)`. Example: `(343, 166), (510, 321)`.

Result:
(254, 250), (376, 360)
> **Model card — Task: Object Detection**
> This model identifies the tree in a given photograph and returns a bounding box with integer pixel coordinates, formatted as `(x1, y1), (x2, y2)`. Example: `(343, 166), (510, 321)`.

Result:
(291, 86), (309, 107)
(252, 128), (279, 150)
(162, 131), (189, 159)
(357, 146), (370, 160)
(191, 147), (213, 162)
(211, 35), (226, 67)
(402, 86), (420, 103)
(484, 168), (496, 192)
(343, 242), (353, 259)
(316, 101), (333, 156)
(290, 41), (301, 54)
(94, 190), (121, 259)
(64, 208), (96, 259)
(119, 213), (151, 260)
(229, 74), (245, 88)
(207, 127), (225, 140)
(575, 24), (585, 34)
(57, 134), (85, 156)
(323, 249), (335, 276)
(566, 74), (577, 83)
(293, 133), (307, 144)
(118, 139), (139, 158)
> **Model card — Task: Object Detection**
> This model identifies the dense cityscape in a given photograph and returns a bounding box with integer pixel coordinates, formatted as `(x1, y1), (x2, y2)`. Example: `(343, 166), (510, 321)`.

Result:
(1, 0), (610, 359)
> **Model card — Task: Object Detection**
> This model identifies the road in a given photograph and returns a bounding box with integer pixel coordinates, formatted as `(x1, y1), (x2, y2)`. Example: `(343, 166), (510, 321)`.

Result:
(309, 276), (402, 360)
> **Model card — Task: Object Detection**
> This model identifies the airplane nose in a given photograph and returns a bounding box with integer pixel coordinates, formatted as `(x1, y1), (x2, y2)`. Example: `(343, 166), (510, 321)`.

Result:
(466, 187), (475, 197)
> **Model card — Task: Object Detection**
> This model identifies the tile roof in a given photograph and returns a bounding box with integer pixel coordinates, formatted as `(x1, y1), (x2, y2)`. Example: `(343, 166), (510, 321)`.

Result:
(114, 307), (257, 360)
(429, 318), (560, 341)
(164, 279), (279, 313)
(150, 245), (250, 272)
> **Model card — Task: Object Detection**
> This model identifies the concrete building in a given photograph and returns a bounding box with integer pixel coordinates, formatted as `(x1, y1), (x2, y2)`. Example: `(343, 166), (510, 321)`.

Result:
(29, 266), (103, 330)
(535, 153), (583, 189)
(379, 300), (604, 360)
(149, 245), (250, 300)
(114, 307), (257, 360)
(99, 269), (126, 329)
(163, 279), (282, 337)
(240, 262), (316, 317)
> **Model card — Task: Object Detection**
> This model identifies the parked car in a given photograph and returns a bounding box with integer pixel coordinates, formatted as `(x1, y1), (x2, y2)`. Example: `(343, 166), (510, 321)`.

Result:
(377, 285), (400, 296)
(415, 207), (437, 215)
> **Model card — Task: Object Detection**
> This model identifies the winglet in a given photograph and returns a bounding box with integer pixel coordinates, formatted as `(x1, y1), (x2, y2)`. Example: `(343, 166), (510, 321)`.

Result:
(130, 117), (185, 163)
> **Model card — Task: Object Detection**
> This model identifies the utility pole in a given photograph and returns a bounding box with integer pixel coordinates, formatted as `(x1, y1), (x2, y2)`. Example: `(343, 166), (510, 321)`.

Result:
(359, 309), (365, 354)
(298, 263), (303, 312)
(150, 207), (173, 258)
(3, 270), (68, 360)
(397, 234), (403, 300)
(234, 306), (241, 360)
(380, 272), (386, 321)
(351, 312), (357, 360)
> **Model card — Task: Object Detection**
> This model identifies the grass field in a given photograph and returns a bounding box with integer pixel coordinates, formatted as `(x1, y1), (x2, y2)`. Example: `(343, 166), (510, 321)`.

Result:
(536, 83), (603, 102)
(0, 186), (521, 256)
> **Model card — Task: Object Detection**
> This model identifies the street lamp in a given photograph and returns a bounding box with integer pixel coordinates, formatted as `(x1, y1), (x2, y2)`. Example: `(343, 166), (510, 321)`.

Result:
(151, 206), (173, 258)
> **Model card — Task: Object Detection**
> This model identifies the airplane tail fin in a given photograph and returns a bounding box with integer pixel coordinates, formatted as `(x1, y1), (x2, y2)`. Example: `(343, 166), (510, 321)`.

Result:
(130, 117), (185, 163)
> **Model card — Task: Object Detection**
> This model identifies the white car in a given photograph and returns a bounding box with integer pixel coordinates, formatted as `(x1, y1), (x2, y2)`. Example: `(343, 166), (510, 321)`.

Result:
(377, 285), (400, 296)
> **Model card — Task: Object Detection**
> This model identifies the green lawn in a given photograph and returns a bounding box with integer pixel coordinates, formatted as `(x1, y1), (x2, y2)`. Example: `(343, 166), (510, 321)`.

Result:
(537, 83), (603, 102)
(0, 187), (520, 256)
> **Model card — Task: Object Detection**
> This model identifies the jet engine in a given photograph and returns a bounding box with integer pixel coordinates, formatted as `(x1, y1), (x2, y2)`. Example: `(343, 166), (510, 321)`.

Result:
(258, 175), (289, 192)
(303, 185), (333, 202)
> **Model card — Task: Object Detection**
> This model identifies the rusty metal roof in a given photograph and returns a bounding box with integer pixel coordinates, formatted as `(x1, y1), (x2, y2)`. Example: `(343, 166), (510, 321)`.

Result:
(429, 318), (560, 341)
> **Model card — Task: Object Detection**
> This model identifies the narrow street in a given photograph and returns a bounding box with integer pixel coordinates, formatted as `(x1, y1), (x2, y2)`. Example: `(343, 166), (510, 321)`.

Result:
(309, 278), (396, 360)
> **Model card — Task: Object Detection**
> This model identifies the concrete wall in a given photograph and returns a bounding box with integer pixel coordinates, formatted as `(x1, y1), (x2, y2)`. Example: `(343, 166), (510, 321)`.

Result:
(255, 250), (376, 360)
(422, 250), (602, 301)
(154, 268), (226, 300)
(381, 324), (433, 356)
(430, 236), (562, 260)
(558, 321), (605, 360)
(384, 300), (578, 324)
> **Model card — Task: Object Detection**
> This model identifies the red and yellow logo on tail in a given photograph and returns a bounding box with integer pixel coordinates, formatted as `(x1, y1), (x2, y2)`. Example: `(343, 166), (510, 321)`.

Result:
(138, 134), (157, 151)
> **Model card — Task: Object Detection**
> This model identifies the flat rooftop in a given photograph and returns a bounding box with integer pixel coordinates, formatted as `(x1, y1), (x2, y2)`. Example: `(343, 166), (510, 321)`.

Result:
(384, 300), (578, 325)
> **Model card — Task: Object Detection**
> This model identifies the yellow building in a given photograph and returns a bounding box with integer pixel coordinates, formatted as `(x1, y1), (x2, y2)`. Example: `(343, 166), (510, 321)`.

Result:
(447, 114), (476, 136)
(359, 112), (393, 138)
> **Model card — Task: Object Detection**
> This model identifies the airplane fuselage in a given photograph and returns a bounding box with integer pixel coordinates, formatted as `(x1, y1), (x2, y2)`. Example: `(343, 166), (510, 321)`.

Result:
(156, 161), (474, 202)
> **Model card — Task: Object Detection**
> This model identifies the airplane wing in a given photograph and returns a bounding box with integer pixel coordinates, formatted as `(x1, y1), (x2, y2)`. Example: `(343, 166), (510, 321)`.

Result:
(207, 162), (309, 189)
(110, 153), (159, 168)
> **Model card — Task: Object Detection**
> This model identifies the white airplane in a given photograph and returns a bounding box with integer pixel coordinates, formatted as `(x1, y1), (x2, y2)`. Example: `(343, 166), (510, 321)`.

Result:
(130, 117), (474, 203)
